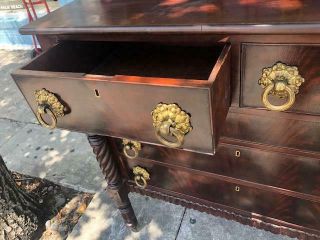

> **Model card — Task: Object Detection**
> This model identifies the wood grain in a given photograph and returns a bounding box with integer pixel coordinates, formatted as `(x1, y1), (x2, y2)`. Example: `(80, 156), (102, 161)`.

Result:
(129, 185), (320, 239)
(241, 43), (320, 115)
(114, 138), (320, 201)
(12, 2), (320, 237)
(87, 134), (138, 230)
(223, 111), (320, 153)
(12, 41), (230, 153)
(124, 157), (320, 232)
(19, 0), (320, 35)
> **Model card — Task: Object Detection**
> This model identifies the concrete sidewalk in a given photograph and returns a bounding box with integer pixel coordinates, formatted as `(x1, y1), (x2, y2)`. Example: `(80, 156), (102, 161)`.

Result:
(0, 49), (294, 240)
(0, 0), (72, 49)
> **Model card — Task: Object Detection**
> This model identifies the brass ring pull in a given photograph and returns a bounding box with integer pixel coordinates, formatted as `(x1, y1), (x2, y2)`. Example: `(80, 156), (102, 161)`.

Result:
(124, 145), (139, 159)
(151, 103), (192, 148)
(122, 139), (141, 159)
(155, 121), (184, 148)
(134, 175), (147, 189)
(258, 62), (304, 112)
(36, 106), (57, 129)
(262, 83), (295, 111)
(133, 166), (150, 189)
(34, 89), (65, 129)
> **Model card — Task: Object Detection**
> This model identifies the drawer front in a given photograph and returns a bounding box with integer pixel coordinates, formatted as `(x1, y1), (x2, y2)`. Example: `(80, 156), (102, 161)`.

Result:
(12, 41), (231, 154)
(124, 158), (320, 231)
(116, 137), (320, 199)
(14, 75), (211, 152)
(224, 111), (320, 153)
(241, 43), (320, 114)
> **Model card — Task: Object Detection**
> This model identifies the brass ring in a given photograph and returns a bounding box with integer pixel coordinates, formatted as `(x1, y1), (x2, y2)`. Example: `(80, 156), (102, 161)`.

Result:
(134, 175), (147, 189)
(155, 127), (184, 148)
(123, 145), (139, 159)
(36, 107), (57, 129)
(262, 84), (295, 112)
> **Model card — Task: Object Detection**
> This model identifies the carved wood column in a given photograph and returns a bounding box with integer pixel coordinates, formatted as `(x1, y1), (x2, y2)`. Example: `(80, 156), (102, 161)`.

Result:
(87, 135), (138, 231)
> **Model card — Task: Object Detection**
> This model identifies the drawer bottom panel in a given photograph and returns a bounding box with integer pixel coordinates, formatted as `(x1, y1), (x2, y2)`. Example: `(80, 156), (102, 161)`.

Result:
(124, 158), (320, 232)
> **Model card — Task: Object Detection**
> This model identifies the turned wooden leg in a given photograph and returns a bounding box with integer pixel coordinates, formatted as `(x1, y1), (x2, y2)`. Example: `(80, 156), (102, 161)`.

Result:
(87, 134), (138, 231)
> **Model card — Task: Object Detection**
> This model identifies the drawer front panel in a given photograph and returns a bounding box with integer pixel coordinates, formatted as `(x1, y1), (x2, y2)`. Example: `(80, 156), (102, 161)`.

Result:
(116, 138), (320, 199)
(125, 159), (320, 231)
(241, 43), (320, 115)
(13, 74), (213, 153)
(12, 41), (231, 154)
(224, 111), (320, 153)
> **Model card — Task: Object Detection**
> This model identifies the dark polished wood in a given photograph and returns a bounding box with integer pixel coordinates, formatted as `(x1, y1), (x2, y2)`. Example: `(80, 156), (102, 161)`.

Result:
(129, 185), (320, 240)
(124, 157), (320, 232)
(12, 1), (320, 238)
(223, 111), (320, 153)
(114, 138), (320, 202)
(87, 134), (138, 230)
(12, 41), (230, 154)
(241, 43), (320, 115)
(20, 0), (320, 35)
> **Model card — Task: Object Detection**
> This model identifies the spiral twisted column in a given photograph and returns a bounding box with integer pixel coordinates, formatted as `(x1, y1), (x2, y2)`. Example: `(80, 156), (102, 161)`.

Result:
(87, 134), (138, 231)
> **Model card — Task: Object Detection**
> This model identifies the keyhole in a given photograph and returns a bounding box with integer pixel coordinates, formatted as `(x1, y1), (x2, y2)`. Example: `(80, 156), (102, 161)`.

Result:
(235, 150), (241, 158)
(235, 186), (240, 192)
(94, 89), (100, 97)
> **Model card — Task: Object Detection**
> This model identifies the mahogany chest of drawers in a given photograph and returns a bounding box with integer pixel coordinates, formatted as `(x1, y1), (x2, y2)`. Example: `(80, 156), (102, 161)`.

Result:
(12, 1), (320, 239)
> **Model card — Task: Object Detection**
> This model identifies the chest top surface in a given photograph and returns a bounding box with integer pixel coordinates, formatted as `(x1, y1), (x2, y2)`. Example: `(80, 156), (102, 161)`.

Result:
(20, 0), (320, 35)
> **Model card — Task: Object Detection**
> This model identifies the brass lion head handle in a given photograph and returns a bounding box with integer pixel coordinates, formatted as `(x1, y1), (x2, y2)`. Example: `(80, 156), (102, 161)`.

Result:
(122, 139), (141, 159)
(34, 89), (65, 129)
(258, 62), (305, 111)
(151, 103), (192, 148)
(133, 166), (150, 189)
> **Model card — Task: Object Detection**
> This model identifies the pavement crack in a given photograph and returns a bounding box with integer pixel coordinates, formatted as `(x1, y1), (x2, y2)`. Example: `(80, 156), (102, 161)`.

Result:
(0, 117), (36, 125)
(174, 207), (187, 240)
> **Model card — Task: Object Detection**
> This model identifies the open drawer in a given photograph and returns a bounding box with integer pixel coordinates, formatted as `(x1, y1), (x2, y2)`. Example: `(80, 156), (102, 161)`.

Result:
(11, 41), (230, 154)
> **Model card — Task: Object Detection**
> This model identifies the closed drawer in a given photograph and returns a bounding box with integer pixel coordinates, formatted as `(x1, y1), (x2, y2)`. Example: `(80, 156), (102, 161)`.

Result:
(116, 137), (320, 200)
(241, 43), (320, 114)
(12, 41), (230, 154)
(224, 110), (320, 153)
(124, 158), (320, 232)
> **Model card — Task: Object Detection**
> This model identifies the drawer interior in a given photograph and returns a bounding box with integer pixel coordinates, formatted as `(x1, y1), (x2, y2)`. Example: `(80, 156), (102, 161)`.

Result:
(23, 41), (223, 80)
